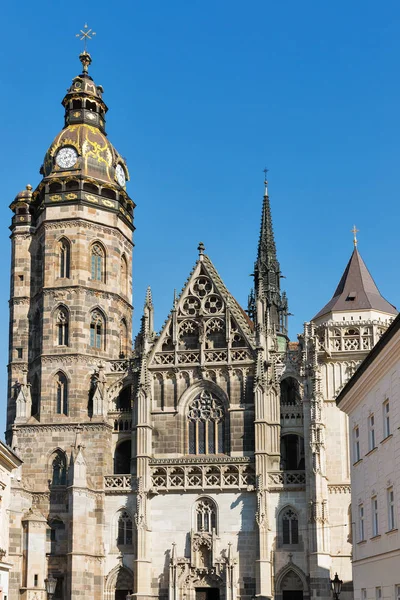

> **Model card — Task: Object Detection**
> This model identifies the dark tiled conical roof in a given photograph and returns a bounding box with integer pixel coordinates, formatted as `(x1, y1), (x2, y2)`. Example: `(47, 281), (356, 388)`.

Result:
(313, 248), (397, 321)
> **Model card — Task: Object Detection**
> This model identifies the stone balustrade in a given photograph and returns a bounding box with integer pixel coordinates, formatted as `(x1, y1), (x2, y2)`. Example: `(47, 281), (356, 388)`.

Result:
(150, 459), (256, 492)
(268, 470), (306, 489)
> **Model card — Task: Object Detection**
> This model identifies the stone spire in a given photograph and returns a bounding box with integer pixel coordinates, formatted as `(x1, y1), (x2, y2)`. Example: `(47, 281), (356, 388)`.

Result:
(253, 175), (288, 334)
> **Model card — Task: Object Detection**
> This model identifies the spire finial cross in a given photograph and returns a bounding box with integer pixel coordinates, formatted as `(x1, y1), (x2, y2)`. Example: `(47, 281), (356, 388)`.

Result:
(263, 168), (269, 196)
(351, 225), (359, 248)
(76, 24), (96, 53)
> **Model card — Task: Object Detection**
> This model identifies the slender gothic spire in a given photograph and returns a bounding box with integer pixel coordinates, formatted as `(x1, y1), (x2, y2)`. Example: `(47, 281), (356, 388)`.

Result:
(253, 174), (288, 334)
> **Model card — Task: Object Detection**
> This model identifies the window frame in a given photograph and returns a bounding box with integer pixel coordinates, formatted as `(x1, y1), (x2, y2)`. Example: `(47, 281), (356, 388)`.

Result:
(90, 310), (105, 350)
(55, 372), (68, 416)
(359, 504), (365, 541)
(59, 238), (71, 279)
(372, 496), (379, 537)
(354, 426), (360, 462)
(117, 510), (133, 546)
(56, 307), (69, 347)
(90, 243), (105, 283)
(383, 399), (391, 438)
(187, 390), (225, 455)
(388, 487), (395, 531)
(194, 497), (217, 534)
(281, 507), (299, 545)
(368, 413), (375, 451)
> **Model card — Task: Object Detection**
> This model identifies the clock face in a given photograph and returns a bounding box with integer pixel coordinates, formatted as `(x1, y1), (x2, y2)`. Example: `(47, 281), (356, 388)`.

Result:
(56, 147), (78, 169)
(115, 164), (126, 187)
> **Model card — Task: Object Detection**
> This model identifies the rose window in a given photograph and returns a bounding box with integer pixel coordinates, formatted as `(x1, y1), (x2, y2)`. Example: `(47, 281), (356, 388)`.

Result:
(204, 294), (223, 314)
(192, 277), (213, 298)
(182, 295), (201, 316)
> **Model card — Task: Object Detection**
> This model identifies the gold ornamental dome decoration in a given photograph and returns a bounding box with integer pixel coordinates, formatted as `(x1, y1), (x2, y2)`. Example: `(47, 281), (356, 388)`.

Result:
(41, 123), (129, 187)
(39, 50), (129, 189)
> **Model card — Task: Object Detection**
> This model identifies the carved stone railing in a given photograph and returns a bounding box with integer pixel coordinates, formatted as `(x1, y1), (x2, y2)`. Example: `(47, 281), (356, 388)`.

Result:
(152, 347), (253, 368)
(104, 475), (137, 493)
(268, 470), (306, 489)
(204, 349), (228, 363)
(150, 458), (255, 492)
(109, 359), (133, 372)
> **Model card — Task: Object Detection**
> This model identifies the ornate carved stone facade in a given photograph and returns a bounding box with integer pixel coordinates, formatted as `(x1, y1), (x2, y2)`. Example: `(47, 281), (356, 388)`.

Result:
(4, 52), (397, 600)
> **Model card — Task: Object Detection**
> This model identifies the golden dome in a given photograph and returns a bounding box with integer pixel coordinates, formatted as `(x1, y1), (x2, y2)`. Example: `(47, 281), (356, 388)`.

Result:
(41, 123), (129, 187)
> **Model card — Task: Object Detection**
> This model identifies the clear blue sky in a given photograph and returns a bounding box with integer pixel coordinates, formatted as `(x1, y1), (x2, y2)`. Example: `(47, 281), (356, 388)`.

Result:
(1, 0), (400, 435)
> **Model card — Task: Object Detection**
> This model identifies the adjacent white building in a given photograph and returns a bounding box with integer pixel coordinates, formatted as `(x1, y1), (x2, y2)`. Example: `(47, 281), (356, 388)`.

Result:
(0, 441), (22, 600)
(337, 313), (400, 600)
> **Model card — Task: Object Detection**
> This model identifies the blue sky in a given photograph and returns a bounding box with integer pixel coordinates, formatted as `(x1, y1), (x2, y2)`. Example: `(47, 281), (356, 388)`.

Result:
(0, 1), (399, 434)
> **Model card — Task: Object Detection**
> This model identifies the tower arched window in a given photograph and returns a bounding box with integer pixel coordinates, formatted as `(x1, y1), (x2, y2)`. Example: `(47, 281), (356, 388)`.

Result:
(121, 254), (128, 297)
(187, 390), (225, 455)
(120, 319), (128, 358)
(281, 508), (299, 545)
(59, 238), (71, 278)
(56, 372), (68, 415)
(195, 498), (217, 533)
(56, 307), (69, 346)
(51, 451), (67, 486)
(31, 373), (40, 416)
(117, 510), (133, 545)
(91, 243), (105, 282)
(90, 310), (105, 349)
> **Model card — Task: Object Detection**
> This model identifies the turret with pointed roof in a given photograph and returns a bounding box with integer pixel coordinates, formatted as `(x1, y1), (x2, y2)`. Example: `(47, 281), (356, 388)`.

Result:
(313, 246), (396, 323)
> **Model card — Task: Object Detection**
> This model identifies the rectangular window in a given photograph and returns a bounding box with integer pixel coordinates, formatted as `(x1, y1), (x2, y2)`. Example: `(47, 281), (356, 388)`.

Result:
(368, 414), (375, 450)
(354, 426), (360, 462)
(34, 574), (38, 587)
(388, 487), (395, 531)
(372, 496), (379, 536)
(383, 400), (390, 437)
(16, 347), (23, 359)
(376, 588), (382, 600)
(359, 504), (365, 541)
(396, 585), (400, 600)
(361, 589), (367, 600)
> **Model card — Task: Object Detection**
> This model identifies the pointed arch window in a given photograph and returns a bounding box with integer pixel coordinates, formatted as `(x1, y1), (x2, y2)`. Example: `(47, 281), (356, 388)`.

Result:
(117, 510), (133, 545)
(187, 390), (225, 455)
(56, 372), (68, 415)
(51, 452), (67, 486)
(90, 310), (105, 349)
(59, 238), (71, 278)
(56, 307), (69, 346)
(91, 243), (105, 282)
(119, 319), (128, 358)
(282, 508), (299, 545)
(30, 374), (40, 416)
(121, 254), (128, 297)
(195, 498), (217, 533)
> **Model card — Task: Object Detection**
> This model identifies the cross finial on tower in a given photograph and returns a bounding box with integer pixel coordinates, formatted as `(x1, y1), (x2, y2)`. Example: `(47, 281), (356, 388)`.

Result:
(76, 24), (96, 73)
(263, 168), (269, 196)
(351, 225), (359, 248)
(76, 24), (96, 52)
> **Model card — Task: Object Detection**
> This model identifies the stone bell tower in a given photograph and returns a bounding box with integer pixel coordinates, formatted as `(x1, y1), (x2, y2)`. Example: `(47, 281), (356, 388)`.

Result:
(6, 49), (135, 600)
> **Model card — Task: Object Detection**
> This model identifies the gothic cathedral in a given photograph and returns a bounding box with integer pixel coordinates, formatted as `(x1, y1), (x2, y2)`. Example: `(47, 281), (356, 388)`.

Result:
(5, 52), (397, 600)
